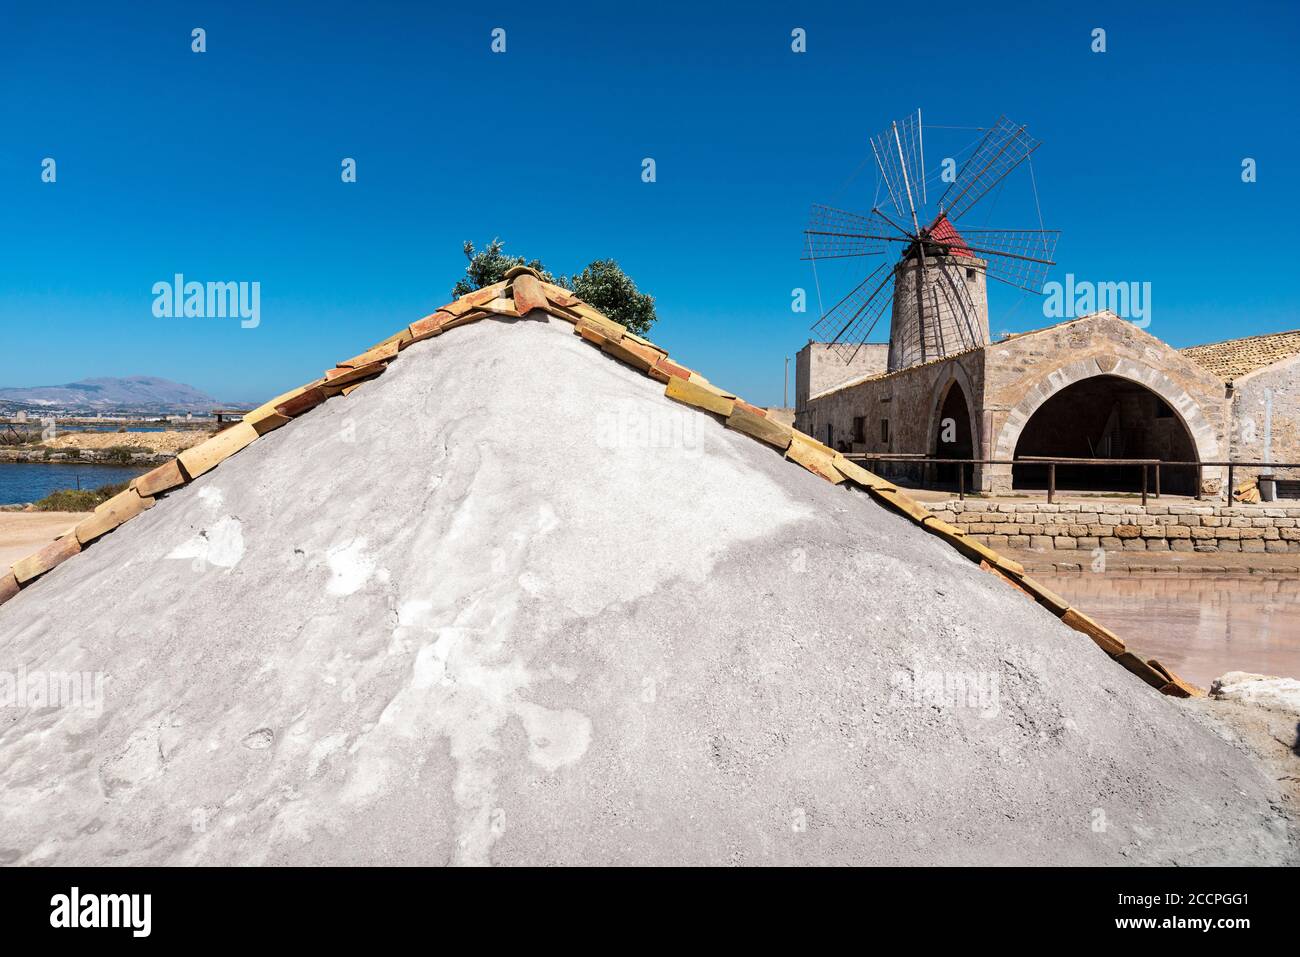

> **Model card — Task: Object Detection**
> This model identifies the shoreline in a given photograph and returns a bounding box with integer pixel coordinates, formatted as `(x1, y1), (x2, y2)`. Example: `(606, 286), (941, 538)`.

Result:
(0, 448), (174, 466)
(0, 428), (210, 469)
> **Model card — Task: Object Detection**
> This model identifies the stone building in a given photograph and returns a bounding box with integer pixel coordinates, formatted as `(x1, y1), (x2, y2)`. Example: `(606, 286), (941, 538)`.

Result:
(796, 314), (1300, 497)
(1183, 330), (1300, 498)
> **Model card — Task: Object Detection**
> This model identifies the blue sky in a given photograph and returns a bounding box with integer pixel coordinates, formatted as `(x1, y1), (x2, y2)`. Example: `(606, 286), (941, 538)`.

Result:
(1, 1), (1296, 406)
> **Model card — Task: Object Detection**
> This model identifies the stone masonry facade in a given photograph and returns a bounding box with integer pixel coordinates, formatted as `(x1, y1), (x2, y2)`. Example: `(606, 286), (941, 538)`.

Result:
(797, 312), (1260, 496)
(1231, 352), (1300, 485)
(927, 499), (1300, 554)
(981, 314), (1229, 493)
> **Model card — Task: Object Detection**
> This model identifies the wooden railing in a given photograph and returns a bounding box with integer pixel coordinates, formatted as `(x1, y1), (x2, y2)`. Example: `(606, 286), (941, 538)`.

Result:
(842, 453), (1300, 505)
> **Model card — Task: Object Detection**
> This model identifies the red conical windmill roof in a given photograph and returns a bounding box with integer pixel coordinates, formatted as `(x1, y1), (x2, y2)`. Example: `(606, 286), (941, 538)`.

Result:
(928, 215), (973, 257)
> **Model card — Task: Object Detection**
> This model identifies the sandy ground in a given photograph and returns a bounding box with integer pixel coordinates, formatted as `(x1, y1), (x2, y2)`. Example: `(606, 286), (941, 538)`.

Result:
(0, 314), (1295, 866)
(43, 430), (209, 454)
(0, 512), (85, 568)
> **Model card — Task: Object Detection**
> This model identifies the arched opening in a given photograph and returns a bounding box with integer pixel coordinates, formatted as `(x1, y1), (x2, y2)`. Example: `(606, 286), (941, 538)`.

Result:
(932, 380), (974, 489)
(1012, 375), (1199, 495)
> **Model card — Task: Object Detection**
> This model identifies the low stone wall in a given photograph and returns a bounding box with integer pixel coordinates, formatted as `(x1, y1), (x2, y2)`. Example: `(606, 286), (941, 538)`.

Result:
(927, 499), (1300, 553)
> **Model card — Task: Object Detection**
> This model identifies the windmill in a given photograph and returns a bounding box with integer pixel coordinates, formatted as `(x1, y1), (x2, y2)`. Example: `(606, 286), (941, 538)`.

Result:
(803, 111), (1060, 370)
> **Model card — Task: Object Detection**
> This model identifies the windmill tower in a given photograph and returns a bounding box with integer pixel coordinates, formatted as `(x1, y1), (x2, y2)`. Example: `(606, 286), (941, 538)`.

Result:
(803, 112), (1059, 369)
(887, 218), (989, 371)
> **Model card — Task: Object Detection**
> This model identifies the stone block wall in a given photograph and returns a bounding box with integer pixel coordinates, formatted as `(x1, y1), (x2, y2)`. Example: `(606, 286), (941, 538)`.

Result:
(795, 349), (985, 469)
(1230, 352), (1300, 485)
(926, 499), (1300, 553)
(795, 342), (888, 413)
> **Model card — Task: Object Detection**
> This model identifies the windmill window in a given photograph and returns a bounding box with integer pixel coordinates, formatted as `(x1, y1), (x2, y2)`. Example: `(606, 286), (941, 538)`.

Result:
(966, 268), (976, 282)
(880, 419), (890, 443)
(826, 424), (834, 447)
(852, 416), (866, 443)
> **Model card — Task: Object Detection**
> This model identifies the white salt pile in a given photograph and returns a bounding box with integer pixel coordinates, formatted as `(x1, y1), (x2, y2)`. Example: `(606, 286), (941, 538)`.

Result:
(0, 314), (1294, 865)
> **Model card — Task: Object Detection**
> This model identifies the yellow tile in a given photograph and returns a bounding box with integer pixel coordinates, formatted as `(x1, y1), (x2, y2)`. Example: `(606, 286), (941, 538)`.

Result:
(665, 375), (735, 417)
(834, 458), (897, 492)
(177, 422), (259, 479)
(785, 434), (845, 483)
(75, 488), (152, 544)
(132, 459), (186, 498)
(1061, 608), (1126, 656)
(512, 274), (550, 314)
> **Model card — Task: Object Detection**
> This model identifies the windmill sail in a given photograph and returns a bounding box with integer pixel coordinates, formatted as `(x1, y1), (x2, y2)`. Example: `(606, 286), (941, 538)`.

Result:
(806, 111), (1058, 365)
(935, 116), (1040, 223)
(870, 112), (926, 225)
(929, 260), (986, 352)
(802, 205), (897, 260)
(810, 261), (893, 348)
(956, 227), (1061, 292)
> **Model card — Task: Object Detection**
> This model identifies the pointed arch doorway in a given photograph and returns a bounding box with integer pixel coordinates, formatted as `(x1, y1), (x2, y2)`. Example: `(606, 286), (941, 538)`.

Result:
(932, 378), (975, 490)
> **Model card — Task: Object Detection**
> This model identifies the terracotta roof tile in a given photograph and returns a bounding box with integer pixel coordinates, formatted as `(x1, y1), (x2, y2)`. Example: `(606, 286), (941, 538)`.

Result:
(1181, 329), (1300, 380)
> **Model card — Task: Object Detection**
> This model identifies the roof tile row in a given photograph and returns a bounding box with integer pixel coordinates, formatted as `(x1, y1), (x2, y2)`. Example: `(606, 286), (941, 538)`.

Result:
(1181, 329), (1300, 381)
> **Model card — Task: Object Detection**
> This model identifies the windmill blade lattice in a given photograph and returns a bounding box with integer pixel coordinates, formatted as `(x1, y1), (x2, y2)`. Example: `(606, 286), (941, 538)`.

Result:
(802, 205), (896, 260)
(809, 261), (894, 347)
(929, 263), (987, 354)
(870, 111), (926, 225)
(936, 116), (1040, 223)
(818, 340), (879, 363)
(958, 227), (1061, 292)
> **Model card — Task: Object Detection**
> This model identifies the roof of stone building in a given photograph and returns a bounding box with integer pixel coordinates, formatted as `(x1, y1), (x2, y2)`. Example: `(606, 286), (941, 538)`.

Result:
(807, 313), (1146, 400)
(806, 318), (1084, 399)
(809, 343), (984, 399)
(1181, 329), (1300, 381)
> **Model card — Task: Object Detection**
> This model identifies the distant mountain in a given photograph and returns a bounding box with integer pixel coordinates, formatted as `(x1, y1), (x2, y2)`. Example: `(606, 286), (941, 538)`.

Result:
(0, 376), (223, 414)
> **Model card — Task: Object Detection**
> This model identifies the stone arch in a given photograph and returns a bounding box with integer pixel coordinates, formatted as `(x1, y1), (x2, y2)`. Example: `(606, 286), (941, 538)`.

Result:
(991, 357), (1223, 492)
(926, 364), (982, 460)
(922, 364), (981, 490)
